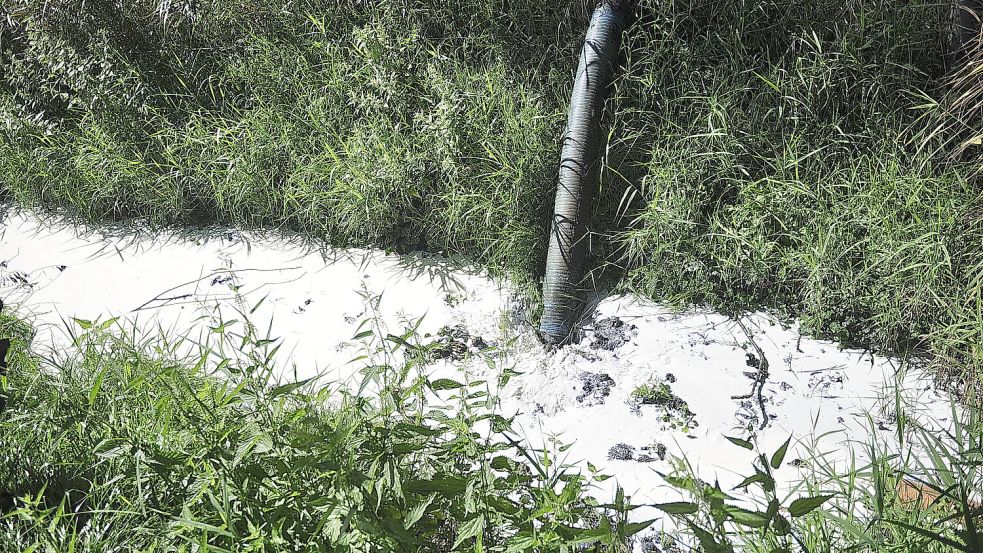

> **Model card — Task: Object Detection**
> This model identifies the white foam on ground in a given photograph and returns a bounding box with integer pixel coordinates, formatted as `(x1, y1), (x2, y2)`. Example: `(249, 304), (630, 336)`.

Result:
(0, 207), (957, 540)
(0, 208), (505, 384)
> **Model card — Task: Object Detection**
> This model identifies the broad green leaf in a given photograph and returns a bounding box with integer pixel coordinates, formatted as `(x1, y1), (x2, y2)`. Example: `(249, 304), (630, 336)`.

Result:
(771, 437), (791, 469)
(773, 513), (791, 536)
(724, 505), (770, 528)
(403, 493), (436, 530)
(393, 422), (440, 436)
(429, 378), (465, 390)
(564, 525), (613, 547)
(688, 521), (734, 553)
(623, 518), (658, 536)
(452, 516), (484, 549)
(97, 317), (118, 331)
(733, 473), (771, 490)
(725, 436), (753, 450)
(789, 494), (835, 517)
(269, 378), (313, 399)
(490, 456), (513, 471)
(653, 501), (699, 515)
(505, 535), (537, 553)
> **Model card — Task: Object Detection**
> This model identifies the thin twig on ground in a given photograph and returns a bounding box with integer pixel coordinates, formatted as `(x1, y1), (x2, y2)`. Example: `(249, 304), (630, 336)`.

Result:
(731, 317), (770, 430)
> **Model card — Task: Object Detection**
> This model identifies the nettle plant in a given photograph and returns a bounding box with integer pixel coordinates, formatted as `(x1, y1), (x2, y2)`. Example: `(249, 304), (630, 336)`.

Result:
(650, 404), (983, 553)
(651, 436), (832, 553)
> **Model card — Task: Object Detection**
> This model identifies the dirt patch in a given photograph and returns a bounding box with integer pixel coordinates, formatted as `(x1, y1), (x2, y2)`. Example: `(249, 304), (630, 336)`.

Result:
(637, 442), (668, 463)
(429, 324), (494, 361)
(576, 371), (615, 405)
(590, 316), (637, 351)
(607, 443), (635, 461)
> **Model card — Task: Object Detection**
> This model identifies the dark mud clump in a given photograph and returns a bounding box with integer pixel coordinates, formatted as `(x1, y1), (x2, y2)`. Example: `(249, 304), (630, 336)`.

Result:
(591, 317), (637, 351)
(640, 532), (683, 553)
(576, 371), (615, 404)
(430, 324), (494, 360)
(637, 442), (668, 463)
(607, 443), (635, 461)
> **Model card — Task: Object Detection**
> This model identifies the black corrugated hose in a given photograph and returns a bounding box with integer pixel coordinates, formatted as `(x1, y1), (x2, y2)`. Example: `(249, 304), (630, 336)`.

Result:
(540, 0), (633, 345)
(950, 0), (982, 65)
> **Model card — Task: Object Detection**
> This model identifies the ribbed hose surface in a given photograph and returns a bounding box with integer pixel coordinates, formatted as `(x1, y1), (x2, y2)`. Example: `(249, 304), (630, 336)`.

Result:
(539, 2), (627, 344)
(951, 0), (983, 60)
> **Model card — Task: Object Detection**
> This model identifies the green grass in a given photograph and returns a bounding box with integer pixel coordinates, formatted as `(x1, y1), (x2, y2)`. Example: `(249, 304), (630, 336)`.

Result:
(0, 307), (650, 552)
(629, 380), (695, 430)
(651, 402), (983, 552)
(2, 304), (981, 551)
(1, 0), (981, 386)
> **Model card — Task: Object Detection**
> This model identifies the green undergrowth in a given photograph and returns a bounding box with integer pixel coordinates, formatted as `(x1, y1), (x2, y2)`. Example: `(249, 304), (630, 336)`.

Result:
(1, 303), (982, 551)
(0, 307), (650, 552)
(629, 380), (696, 431)
(1, 0), (981, 386)
(652, 407), (983, 553)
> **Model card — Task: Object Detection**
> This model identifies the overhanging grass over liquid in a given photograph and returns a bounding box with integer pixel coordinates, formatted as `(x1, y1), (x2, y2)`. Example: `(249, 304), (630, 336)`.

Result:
(1, 0), (981, 383)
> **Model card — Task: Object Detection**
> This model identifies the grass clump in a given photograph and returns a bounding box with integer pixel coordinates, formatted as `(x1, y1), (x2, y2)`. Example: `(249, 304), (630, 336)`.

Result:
(650, 403), (983, 553)
(629, 382), (677, 406)
(629, 380), (696, 431)
(0, 0), (566, 278)
(2, 301), (982, 551)
(608, 0), (983, 387)
(0, 309), (646, 551)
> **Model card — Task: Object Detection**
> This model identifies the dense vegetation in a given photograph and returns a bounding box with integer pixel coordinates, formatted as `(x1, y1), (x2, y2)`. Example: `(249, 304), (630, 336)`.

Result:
(1, 304), (981, 551)
(0, 308), (655, 551)
(1, 0), (981, 385)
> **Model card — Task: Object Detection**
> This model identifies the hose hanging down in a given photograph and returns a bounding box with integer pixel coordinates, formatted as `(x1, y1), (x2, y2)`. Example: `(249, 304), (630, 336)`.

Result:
(539, 0), (631, 345)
